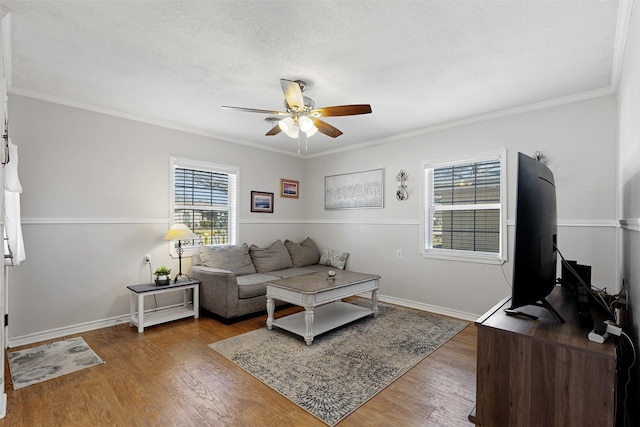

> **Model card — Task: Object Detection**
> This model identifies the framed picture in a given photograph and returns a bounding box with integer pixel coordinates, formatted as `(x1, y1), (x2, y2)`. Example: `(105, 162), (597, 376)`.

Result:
(280, 178), (299, 198)
(325, 168), (384, 209)
(251, 191), (274, 213)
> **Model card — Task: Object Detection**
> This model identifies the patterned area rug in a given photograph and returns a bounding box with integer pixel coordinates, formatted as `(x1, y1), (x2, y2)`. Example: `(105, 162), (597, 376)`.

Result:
(8, 336), (105, 390)
(210, 300), (468, 426)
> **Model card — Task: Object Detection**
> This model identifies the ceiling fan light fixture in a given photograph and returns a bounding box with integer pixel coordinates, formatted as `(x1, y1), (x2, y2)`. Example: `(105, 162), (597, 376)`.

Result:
(279, 117), (299, 138)
(279, 116), (295, 132)
(223, 78), (372, 147)
(305, 125), (318, 137)
(298, 115), (314, 133)
(287, 126), (300, 138)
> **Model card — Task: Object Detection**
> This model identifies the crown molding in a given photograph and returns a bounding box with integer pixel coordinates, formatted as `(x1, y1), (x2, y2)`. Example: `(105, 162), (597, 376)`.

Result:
(306, 87), (617, 159)
(8, 88), (303, 158)
(610, 0), (634, 89)
(10, 78), (618, 162)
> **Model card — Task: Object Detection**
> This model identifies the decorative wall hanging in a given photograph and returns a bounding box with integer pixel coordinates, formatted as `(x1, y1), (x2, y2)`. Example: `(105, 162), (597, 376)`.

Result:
(251, 191), (274, 213)
(533, 151), (549, 164)
(280, 179), (299, 198)
(396, 170), (408, 201)
(324, 168), (384, 210)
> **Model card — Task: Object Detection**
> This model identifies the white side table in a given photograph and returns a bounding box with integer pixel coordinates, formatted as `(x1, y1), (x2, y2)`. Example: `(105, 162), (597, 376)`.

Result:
(127, 279), (200, 333)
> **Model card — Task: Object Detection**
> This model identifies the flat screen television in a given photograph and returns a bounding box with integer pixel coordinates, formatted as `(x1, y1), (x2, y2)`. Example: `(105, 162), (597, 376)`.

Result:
(507, 152), (564, 323)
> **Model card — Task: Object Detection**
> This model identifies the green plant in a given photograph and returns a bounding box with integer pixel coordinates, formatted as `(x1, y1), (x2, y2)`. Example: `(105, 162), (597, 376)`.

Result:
(154, 266), (171, 277)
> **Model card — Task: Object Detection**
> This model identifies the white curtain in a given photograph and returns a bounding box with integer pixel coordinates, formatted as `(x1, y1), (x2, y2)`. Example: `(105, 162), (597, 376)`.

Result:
(4, 137), (24, 265)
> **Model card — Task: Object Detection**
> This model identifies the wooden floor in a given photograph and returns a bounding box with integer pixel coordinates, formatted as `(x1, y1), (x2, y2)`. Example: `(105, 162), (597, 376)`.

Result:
(1, 304), (478, 426)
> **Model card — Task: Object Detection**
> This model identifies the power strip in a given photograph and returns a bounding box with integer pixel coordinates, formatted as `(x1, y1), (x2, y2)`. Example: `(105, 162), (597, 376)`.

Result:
(604, 320), (622, 336)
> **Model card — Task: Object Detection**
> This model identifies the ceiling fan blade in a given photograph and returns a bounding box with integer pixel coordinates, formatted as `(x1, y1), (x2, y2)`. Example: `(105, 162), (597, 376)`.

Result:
(222, 106), (287, 115)
(312, 118), (343, 138)
(265, 124), (282, 136)
(280, 79), (305, 110)
(311, 104), (372, 117)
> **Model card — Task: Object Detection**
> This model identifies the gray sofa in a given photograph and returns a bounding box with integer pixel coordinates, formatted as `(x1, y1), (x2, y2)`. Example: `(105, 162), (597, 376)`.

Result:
(189, 238), (349, 322)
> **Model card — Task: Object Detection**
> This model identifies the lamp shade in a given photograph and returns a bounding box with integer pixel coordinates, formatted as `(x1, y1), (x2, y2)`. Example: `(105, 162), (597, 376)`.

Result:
(298, 115), (314, 133)
(278, 116), (295, 133)
(163, 224), (197, 241)
(305, 125), (318, 137)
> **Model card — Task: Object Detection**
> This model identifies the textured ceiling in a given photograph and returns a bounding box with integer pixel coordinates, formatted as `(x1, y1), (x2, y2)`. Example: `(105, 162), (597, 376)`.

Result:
(0, 1), (625, 157)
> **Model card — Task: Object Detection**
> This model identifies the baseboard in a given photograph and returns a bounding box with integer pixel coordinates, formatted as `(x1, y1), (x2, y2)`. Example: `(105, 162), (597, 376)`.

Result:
(7, 303), (186, 348)
(357, 293), (480, 322)
(9, 296), (480, 348)
(0, 392), (6, 419)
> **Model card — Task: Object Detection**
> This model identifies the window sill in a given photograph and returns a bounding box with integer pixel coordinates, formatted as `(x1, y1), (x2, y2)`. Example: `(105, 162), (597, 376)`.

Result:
(421, 249), (505, 265)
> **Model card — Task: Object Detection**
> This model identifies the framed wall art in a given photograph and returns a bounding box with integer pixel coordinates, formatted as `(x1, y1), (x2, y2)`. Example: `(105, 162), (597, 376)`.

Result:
(324, 168), (384, 209)
(280, 178), (299, 198)
(251, 191), (274, 213)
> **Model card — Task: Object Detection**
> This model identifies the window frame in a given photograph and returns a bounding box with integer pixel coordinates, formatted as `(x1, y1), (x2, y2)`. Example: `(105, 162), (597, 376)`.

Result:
(169, 157), (239, 256)
(421, 150), (507, 264)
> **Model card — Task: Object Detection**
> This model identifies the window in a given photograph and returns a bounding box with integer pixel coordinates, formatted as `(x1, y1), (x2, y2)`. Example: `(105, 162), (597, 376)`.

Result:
(422, 151), (506, 263)
(170, 157), (238, 251)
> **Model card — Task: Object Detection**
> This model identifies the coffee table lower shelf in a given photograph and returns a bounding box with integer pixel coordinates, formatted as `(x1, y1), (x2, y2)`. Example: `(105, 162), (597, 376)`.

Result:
(271, 301), (373, 340)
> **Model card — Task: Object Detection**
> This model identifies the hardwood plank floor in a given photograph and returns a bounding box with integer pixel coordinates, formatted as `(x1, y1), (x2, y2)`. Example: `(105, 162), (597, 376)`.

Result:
(2, 304), (477, 426)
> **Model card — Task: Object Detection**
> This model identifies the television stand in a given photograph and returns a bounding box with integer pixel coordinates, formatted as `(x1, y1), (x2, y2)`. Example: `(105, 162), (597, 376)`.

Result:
(470, 287), (616, 426)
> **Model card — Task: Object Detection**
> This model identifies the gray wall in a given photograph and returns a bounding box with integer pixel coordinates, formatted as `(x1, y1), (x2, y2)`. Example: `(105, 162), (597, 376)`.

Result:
(617, 0), (640, 423)
(7, 91), (620, 347)
(8, 94), (307, 344)
(304, 95), (618, 317)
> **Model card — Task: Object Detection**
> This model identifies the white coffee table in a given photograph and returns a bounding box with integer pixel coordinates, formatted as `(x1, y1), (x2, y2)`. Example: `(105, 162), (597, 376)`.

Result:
(266, 270), (380, 345)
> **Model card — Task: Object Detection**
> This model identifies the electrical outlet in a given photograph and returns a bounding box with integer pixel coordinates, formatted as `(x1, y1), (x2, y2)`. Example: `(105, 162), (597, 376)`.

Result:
(396, 249), (403, 259)
(144, 254), (151, 263)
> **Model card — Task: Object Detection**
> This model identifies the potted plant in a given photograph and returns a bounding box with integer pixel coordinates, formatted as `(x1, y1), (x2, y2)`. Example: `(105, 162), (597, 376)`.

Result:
(154, 266), (172, 286)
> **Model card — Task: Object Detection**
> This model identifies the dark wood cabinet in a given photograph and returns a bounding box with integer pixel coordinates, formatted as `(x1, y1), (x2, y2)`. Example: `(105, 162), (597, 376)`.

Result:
(470, 286), (616, 426)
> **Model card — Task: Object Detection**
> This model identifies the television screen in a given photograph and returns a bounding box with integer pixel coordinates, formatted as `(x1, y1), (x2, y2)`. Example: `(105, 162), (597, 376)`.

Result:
(508, 152), (564, 322)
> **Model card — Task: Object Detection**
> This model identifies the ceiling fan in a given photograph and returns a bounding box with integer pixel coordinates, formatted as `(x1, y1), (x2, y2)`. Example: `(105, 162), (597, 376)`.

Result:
(222, 79), (372, 142)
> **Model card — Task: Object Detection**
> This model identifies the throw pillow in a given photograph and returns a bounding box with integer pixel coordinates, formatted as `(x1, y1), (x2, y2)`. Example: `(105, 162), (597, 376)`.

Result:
(199, 244), (256, 276)
(284, 237), (321, 267)
(249, 240), (294, 273)
(319, 248), (349, 270)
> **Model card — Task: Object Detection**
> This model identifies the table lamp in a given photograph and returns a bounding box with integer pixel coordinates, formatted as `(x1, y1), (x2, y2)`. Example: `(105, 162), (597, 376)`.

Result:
(163, 224), (197, 283)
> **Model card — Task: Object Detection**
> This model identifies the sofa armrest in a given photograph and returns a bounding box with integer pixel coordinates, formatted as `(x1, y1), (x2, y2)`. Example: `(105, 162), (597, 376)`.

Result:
(190, 266), (238, 318)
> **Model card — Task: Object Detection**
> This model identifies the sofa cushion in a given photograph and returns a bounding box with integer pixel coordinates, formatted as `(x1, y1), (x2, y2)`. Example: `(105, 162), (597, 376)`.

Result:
(249, 240), (294, 273)
(284, 237), (321, 267)
(237, 273), (280, 299)
(198, 244), (256, 276)
(319, 248), (350, 270)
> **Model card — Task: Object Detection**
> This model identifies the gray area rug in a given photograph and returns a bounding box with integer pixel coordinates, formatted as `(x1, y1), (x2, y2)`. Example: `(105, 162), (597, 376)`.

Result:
(8, 336), (105, 390)
(210, 300), (468, 426)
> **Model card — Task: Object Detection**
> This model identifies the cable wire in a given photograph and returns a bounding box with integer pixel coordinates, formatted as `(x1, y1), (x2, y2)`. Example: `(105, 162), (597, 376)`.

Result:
(554, 245), (615, 320)
(619, 331), (636, 427)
